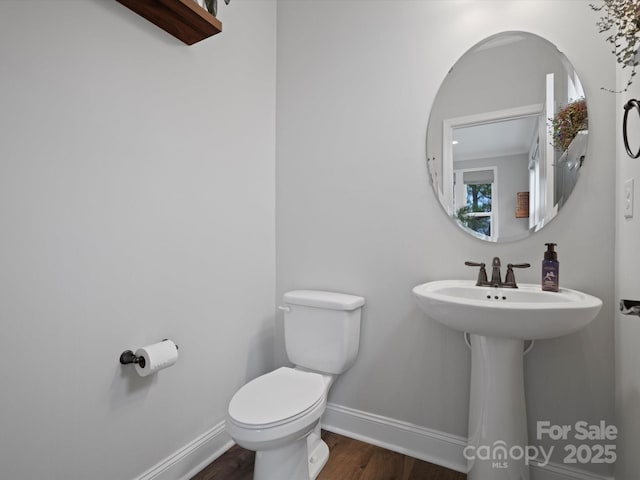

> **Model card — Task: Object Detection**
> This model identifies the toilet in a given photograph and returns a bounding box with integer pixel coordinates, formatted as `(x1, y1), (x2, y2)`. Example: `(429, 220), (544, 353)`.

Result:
(226, 290), (365, 480)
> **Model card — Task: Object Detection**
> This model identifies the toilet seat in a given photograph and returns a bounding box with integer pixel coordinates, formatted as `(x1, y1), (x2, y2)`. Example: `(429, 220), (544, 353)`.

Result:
(228, 367), (326, 429)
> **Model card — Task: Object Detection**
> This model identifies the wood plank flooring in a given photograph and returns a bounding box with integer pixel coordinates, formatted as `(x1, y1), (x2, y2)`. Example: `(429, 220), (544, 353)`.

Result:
(191, 431), (466, 480)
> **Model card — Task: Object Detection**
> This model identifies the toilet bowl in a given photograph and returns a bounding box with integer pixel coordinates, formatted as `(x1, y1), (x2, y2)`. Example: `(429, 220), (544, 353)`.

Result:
(225, 290), (365, 480)
(226, 367), (334, 480)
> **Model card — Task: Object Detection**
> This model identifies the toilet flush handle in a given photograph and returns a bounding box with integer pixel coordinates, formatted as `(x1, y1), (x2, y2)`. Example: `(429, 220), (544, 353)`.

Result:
(278, 305), (291, 312)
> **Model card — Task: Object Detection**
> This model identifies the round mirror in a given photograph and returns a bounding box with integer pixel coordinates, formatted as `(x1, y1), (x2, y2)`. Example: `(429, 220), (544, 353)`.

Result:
(426, 32), (588, 243)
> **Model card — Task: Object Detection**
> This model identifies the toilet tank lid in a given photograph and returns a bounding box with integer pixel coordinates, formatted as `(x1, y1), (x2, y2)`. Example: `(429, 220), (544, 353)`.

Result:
(283, 290), (365, 311)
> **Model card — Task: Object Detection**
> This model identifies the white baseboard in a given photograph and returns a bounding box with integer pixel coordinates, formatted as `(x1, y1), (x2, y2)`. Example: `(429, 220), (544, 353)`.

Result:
(322, 402), (468, 473)
(530, 461), (614, 480)
(133, 420), (233, 480)
(322, 402), (612, 480)
(130, 404), (613, 480)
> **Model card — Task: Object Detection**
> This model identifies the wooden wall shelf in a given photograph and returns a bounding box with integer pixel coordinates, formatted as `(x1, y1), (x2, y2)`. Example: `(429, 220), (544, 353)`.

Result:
(116, 0), (223, 45)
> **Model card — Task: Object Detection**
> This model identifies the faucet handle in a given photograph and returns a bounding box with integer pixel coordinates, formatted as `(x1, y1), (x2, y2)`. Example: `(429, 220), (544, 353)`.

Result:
(504, 263), (531, 288)
(509, 263), (531, 269)
(465, 261), (488, 286)
(464, 261), (484, 267)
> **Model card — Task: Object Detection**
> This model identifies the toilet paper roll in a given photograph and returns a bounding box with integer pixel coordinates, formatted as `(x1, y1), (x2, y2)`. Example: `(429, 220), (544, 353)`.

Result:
(134, 340), (178, 377)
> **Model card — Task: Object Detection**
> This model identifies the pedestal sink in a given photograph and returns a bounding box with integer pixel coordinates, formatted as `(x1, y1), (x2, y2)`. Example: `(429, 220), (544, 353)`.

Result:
(412, 280), (602, 480)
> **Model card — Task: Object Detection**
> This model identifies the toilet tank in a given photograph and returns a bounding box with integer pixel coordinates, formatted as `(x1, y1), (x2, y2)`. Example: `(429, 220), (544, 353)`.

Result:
(282, 290), (365, 374)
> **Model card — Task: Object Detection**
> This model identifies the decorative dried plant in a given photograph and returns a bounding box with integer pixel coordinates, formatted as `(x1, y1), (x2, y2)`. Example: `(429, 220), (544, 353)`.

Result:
(590, 0), (640, 93)
(551, 99), (588, 151)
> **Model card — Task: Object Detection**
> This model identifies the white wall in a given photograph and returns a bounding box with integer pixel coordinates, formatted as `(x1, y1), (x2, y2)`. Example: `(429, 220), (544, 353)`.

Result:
(614, 53), (640, 479)
(0, 1), (276, 479)
(276, 1), (615, 476)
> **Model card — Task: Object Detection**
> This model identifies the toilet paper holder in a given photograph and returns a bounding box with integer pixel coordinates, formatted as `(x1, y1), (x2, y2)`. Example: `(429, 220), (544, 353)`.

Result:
(119, 339), (179, 368)
(620, 299), (640, 316)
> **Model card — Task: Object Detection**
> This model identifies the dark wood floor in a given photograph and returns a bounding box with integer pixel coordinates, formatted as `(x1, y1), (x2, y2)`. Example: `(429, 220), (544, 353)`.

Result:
(192, 430), (466, 480)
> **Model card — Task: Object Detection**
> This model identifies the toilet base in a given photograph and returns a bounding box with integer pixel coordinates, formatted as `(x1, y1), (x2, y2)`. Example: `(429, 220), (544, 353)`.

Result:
(307, 425), (329, 480)
(254, 436), (308, 480)
(252, 426), (329, 480)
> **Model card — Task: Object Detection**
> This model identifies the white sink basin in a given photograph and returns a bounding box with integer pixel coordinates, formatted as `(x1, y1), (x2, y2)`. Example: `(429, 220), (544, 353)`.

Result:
(412, 280), (602, 340)
(412, 279), (603, 480)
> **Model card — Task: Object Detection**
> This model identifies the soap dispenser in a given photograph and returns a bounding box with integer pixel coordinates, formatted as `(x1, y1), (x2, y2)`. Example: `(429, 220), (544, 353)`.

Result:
(542, 243), (559, 292)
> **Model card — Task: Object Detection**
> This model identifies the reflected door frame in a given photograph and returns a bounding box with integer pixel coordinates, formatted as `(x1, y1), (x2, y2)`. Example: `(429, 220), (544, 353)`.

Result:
(441, 103), (543, 217)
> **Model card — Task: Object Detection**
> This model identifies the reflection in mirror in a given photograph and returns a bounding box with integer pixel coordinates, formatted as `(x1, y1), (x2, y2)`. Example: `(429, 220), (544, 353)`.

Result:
(426, 32), (588, 242)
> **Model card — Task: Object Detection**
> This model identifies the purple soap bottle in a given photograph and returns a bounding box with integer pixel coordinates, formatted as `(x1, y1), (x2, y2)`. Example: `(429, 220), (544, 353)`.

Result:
(542, 243), (559, 292)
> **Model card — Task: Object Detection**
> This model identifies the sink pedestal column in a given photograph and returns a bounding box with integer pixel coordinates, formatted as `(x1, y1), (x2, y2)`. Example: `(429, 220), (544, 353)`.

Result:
(467, 334), (529, 480)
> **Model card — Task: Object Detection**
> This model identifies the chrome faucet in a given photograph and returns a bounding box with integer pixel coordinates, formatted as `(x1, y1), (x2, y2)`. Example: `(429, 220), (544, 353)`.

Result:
(465, 257), (531, 288)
